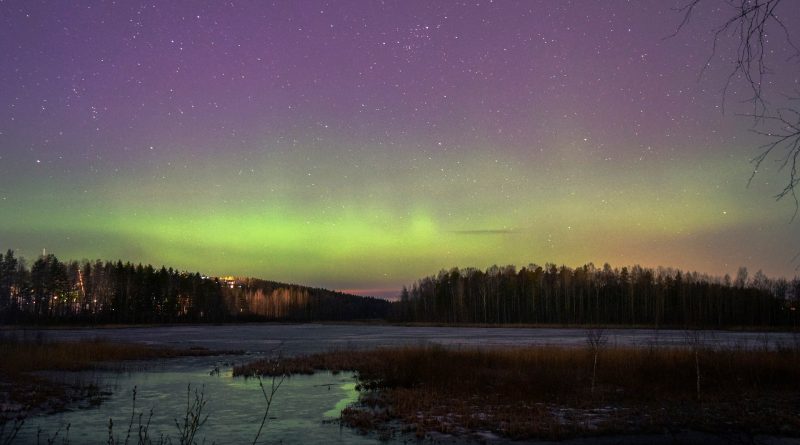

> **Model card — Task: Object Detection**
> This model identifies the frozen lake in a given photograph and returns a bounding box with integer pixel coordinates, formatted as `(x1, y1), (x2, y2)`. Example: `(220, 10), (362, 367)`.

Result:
(24, 323), (800, 354)
(12, 324), (800, 444)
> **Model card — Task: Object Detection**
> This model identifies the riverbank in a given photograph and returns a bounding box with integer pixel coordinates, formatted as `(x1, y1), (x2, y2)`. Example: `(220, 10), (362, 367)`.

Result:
(235, 344), (800, 442)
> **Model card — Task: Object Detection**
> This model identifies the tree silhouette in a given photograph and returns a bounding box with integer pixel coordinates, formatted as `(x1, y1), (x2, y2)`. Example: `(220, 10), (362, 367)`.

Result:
(397, 263), (796, 327)
(674, 0), (800, 210)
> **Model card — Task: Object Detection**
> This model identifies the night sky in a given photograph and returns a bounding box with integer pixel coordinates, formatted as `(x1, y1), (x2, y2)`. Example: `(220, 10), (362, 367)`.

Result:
(1, 1), (798, 298)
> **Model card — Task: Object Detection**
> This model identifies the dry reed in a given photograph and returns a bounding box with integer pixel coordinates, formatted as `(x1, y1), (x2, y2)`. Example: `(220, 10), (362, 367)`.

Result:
(235, 343), (800, 440)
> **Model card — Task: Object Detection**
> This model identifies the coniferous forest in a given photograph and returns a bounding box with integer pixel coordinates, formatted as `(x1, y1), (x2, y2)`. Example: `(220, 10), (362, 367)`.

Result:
(0, 249), (797, 328)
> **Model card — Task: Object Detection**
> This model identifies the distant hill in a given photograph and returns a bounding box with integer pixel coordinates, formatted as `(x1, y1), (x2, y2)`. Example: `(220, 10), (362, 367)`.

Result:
(219, 276), (392, 321)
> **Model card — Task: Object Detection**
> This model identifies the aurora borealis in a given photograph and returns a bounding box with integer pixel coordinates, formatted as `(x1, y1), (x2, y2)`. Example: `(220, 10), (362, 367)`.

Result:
(1, 1), (798, 297)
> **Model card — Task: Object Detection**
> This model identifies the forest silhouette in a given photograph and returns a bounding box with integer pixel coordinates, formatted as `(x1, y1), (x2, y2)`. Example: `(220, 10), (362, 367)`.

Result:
(0, 249), (796, 327)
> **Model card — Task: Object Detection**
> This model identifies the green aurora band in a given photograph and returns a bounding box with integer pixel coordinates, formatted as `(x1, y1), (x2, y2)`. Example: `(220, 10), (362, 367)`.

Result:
(1, 140), (794, 295)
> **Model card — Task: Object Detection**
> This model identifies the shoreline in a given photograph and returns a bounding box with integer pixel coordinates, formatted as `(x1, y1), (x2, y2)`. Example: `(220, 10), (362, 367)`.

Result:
(2, 320), (798, 333)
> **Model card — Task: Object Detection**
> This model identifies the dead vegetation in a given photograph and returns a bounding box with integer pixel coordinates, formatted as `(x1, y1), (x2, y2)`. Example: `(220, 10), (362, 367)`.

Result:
(235, 342), (800, 440)
(0, 332), (221, 417)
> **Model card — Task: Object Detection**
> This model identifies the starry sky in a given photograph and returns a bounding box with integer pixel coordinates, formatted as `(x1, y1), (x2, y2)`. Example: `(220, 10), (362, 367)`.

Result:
(1, 1), (798, 298)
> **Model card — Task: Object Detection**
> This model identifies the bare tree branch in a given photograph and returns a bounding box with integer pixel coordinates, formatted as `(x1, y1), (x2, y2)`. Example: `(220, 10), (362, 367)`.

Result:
(674, 0), (800, 209)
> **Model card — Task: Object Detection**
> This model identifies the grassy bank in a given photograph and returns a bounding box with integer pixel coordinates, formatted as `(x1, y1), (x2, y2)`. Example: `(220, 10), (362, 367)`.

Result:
(0, 333), (221, 416)
(235, 343), (800, 440)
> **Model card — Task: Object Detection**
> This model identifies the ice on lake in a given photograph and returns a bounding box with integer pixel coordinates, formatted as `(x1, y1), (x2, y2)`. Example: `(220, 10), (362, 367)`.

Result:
(14, 324), (800, 444)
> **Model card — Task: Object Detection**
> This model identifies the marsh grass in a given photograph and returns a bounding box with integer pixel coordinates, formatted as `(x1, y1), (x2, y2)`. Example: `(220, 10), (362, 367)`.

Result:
(0, 333), (218, 376)
(0, 332), (219, 417)
(0, 334), (282, 444)
(235, 344), (800, 440)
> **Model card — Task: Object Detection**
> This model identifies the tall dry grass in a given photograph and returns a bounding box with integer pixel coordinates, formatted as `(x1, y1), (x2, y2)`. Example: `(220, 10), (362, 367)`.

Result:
(0, 332), (218, 416)
(0, 337), (204, 377)
(236, 344), (800, 400)
(235, 343), (800, 439)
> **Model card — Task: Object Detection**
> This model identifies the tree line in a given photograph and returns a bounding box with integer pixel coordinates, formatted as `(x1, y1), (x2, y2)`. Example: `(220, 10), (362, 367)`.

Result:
(0, 250), (391, 324)
(395, 263), (799, 327)
(1, 249), (797, 328)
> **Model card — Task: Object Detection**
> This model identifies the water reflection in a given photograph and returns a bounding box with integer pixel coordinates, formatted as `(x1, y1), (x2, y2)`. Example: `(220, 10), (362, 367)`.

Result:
(18, 365), (375, 445)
